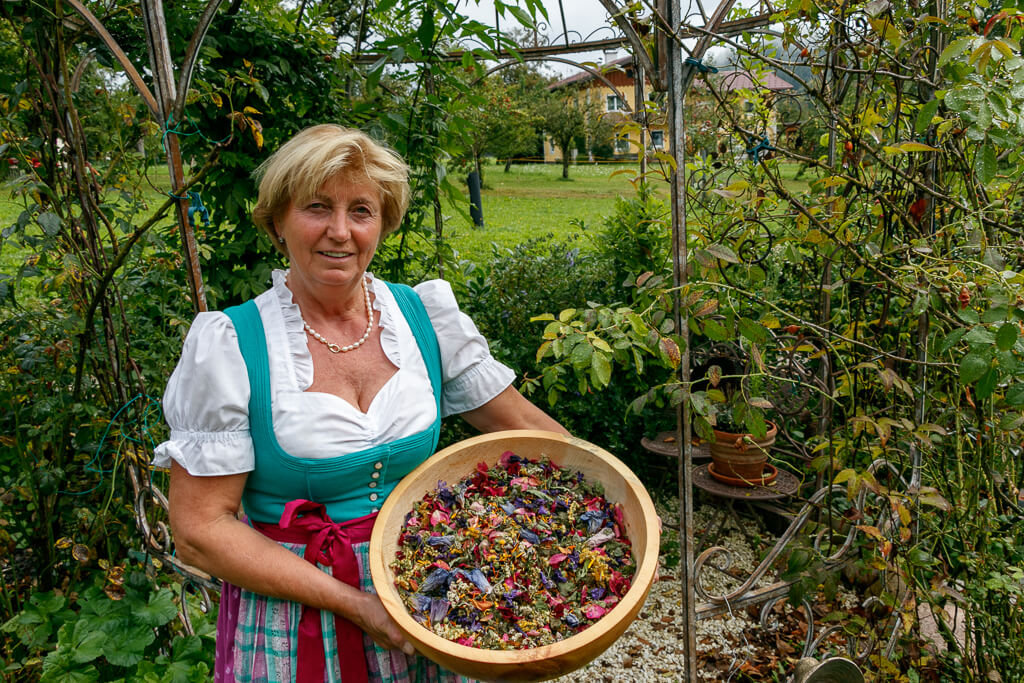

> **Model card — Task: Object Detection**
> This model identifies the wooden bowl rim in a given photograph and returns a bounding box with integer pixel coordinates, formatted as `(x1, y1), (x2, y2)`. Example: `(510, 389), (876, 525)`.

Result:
(369, 430), (660, 666)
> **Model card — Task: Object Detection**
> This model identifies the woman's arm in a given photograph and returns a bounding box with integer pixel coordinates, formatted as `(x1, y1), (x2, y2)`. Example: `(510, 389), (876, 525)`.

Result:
(168, 462), (413, 655)
(459, 385), (570, 435)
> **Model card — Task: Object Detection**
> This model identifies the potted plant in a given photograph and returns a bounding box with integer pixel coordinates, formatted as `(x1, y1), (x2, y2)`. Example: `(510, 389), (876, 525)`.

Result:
(697, 361), (777, 486)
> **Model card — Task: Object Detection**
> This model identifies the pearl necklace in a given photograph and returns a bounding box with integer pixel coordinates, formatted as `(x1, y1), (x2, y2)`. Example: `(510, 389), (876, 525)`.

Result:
(302, 278), (373, 353)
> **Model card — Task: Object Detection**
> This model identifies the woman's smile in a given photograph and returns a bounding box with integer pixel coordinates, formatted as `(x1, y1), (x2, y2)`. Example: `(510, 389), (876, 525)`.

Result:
(277, 173), (384, 300)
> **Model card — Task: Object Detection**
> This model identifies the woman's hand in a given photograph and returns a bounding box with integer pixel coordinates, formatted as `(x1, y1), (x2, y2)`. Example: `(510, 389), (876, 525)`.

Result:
(350, 592), (415, 655)
(169, 462), (408, 651)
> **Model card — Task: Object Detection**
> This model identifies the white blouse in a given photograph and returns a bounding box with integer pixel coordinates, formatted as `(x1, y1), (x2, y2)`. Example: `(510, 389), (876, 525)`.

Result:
(154, 270), (515, 476)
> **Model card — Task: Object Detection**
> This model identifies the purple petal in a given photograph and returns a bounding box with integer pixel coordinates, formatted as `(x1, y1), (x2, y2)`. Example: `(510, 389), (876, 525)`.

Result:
(429, 597), (450, 623)
(466, 568), (492, 594)
(421, 568), (452, 594)
(518, 528), (540, 545)
(411, 593), (432, 614)
(426, 535), (456, 548)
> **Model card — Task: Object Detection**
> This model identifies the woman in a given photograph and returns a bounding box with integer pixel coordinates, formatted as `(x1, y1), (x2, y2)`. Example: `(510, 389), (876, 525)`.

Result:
(155, 124), (568, 683)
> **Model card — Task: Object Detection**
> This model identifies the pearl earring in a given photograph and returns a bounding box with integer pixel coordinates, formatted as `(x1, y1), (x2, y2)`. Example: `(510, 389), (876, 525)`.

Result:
(278, 235), (285, 243)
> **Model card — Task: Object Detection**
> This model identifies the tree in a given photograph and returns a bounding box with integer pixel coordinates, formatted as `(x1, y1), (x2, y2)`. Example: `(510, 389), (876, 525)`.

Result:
(538, 87), (598, 179)
(461, 70), (544, 185)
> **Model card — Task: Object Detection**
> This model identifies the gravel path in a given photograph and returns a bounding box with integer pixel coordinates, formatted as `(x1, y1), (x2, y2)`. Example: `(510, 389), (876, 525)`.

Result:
(553, 500), (859, 682)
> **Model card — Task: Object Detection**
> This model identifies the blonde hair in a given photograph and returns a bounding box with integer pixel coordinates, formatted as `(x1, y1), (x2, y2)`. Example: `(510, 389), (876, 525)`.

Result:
(252, 125), (410, 254)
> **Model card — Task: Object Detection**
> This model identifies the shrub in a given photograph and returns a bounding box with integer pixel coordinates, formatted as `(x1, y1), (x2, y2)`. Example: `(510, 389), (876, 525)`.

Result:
(449, 236), (671, 473)
(584, 182), (671, 297)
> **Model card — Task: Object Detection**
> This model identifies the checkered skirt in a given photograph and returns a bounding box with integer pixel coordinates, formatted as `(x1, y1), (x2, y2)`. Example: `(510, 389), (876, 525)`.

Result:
(216, 539), (473, 683)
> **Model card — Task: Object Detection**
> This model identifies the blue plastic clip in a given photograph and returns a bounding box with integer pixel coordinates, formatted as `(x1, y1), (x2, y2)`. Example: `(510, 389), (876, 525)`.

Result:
(685, 57), (719, 74)
(746, 136), (776, 161)
(187, 190), (210, 226)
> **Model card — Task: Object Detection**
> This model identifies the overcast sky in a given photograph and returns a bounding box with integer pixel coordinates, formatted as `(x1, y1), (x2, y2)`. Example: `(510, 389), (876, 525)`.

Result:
(456, 0), (620, 75)
(453, 1), (735, 76)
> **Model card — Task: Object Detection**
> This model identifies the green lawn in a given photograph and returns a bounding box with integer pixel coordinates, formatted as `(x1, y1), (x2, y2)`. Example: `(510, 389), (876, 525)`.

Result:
(1, 159), (809, 279)
(439, 162), (666, 263)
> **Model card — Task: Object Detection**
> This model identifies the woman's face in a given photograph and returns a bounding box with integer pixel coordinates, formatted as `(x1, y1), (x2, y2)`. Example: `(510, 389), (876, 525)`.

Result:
(277, 173), (383, 295)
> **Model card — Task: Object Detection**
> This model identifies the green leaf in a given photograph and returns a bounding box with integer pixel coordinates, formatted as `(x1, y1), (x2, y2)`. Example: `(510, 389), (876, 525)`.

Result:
(570, 340), (593, 367)
(417, 9), (435, 50)
(702, 318), (729, 341)
(997, 322), (1019, 350)
(37, 212), (61, 236)
(975, 143), (997, 183)
(883, 141), (941, 153)
(964, 327), (996, 344)
(912, 292), (929, 316)
(938, 328), (968, 354)
(690, 391), (710, 416)
(69, 621), (106, 664)
(958, 308), (980, 325)
(706, 243), (740, 263)
(999, 412), (1024, 430)
(1005, 383), (1024, 407)
(833, 468), (858, 485)
(101, 618), (155, 667)
(976, 367), (998, 399)
(959, 347), (992, 383)
(129, 588), (179, 628)
(997, 350), (1017, 374)
(938, 37), (973, 68)
(737, 317), (768, 345)
(981, 305), (1008, 323)
(916, 99), (940, 134)
(590, 352), (612, 388)
(505, 5), (536, 27)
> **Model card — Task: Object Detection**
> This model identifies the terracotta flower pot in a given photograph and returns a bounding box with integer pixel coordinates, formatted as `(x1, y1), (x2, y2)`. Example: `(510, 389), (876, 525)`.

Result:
(708, 420), (778, 483)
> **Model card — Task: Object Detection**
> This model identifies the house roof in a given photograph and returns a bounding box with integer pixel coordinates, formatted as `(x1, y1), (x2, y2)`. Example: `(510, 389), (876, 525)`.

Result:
(548, 56), (634, 90)
(549, 60), (793, 93)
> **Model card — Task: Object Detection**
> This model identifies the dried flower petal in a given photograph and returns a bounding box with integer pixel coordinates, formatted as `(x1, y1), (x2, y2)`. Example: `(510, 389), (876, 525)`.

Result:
(430, 598), (450, 623)
(421, 568), (452, 594)
(391, 451), (636, 650)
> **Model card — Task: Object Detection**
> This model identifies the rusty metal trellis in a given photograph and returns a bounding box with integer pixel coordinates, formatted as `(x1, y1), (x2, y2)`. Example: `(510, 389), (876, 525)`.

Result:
(67, 0), (216, 313)
(67, 0), (225, 613)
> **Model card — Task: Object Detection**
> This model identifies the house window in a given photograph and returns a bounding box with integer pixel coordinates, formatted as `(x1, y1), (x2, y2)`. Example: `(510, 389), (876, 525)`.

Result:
(550, 140), (557, 153)
(615, 135), (631, 155)
(649, 130), (664, 150)
(606, 94), (625, 112)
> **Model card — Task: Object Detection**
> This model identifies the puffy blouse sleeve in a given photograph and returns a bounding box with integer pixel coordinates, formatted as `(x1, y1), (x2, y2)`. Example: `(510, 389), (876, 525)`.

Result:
(413, 280), (516, 417)
(152, 312), (255, 475)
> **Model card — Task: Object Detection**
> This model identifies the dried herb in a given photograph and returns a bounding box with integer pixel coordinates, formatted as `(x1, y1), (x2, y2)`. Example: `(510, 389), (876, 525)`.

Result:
(391, 451), (636, 650)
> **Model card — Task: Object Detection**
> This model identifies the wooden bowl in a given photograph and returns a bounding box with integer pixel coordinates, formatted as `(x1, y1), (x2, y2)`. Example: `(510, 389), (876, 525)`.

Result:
(369, 430), (660, 682)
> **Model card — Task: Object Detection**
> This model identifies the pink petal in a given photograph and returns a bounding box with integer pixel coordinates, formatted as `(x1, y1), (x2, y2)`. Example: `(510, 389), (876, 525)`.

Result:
(583, 604), (608, 619)
(430, 509), (449, 526)
(548, 553), (568, 566)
